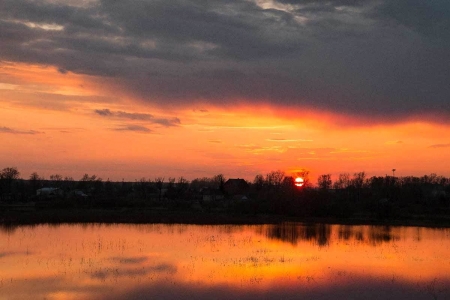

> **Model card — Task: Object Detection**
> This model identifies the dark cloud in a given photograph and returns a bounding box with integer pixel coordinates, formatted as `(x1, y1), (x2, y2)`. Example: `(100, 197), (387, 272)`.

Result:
(94, 109), (113, 116)
(267, 138), (313, 142)
(113, 125), (152, 133)
(91, 263), (177, 280)
(57, 67), (68, 74)
(1, 0), (449, 123)
(0, 126), (42, 134)
(95, 109), (181, 127)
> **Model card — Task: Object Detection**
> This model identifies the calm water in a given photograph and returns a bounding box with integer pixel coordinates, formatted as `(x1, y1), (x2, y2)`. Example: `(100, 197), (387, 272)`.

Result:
(0, 223), (449, 300)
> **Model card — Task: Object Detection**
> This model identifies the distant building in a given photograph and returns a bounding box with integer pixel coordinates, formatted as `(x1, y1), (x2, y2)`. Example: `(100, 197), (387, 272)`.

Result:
(201, 187), (225, 202)
(223, 179), (249, 196)
(36, 187), (63, 199)
(36, 187), (63, 197)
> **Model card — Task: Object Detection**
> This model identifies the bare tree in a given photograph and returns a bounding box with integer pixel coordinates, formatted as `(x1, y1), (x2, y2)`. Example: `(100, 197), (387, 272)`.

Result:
(50, 174), (63, 181)
(1, 167), (20, 180)
(253, 174), (265, 190)
(137, 177), (152, 200)
(212, 174), (226, 190)
(167, 177), (175, 189)
(190, 177), (212, 191)
(0, 167), (20, 198)
(333, 173), (350, 189)
(29, 172), (43, 193)
(80, 174), (101, 182)
(154, 177), (165, 201)
(266, 170), (285, 187)
(296, 169), (311, 187)
(318, 174), (332, 190)
(177, 176), (189, 196)
(29, 172), (41, 181)
(351, 172), (366, 189)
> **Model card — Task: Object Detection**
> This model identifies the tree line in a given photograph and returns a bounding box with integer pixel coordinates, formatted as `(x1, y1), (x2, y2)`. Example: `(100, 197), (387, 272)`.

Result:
(1, 167), (449, 220)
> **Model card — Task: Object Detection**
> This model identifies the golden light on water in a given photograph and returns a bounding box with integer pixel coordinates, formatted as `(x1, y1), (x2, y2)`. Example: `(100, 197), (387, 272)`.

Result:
(2, 223), (449, 299)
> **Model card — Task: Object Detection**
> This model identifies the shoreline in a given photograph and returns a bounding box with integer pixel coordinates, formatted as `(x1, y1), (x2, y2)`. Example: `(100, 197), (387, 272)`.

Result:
(1, 208), (450, 228)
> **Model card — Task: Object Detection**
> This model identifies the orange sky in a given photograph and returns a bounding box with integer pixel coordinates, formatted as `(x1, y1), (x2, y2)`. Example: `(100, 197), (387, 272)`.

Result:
(1, 62), (449, 182)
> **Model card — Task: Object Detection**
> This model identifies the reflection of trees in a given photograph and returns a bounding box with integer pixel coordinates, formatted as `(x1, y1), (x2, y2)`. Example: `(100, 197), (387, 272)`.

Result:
(337, 225), (399, 245)
(0, 224), (19, 234)
(265, 223), (331, 246)
(338, 225), (353, 240)
(368, 226), (399, 245)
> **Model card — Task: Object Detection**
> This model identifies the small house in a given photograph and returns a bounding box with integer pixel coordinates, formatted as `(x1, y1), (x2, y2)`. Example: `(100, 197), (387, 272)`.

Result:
(223, 178), (249, 196)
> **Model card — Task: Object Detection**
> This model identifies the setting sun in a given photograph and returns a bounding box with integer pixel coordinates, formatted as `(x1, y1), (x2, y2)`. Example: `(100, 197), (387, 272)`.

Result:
(295, 177), (304, 187)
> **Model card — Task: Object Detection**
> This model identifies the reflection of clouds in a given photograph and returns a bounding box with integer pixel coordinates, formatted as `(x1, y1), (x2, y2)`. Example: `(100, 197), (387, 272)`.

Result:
(1, 223), (449, 300)
(90, 263), (177, 280)
(95, 277), (450, 300)
(0, 251), (33, 258)
(149, 263), (177, 273)
(2, 276), (109, 299)
(110, 256), (148, 264)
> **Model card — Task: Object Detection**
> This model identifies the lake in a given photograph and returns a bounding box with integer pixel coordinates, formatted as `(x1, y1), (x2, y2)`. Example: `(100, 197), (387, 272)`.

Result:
(0, 223), (449, 299)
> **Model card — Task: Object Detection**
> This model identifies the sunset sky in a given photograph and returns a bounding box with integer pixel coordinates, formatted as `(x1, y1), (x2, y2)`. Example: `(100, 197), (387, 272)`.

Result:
(1, 0), (449, 182)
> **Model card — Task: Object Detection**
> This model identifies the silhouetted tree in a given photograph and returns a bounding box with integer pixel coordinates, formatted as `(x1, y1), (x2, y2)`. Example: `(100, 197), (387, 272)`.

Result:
(29, 172), (43, 194)
(165, 177), (176, 200)
(78, 174), (103, 197)
(296, 169), (311, 187)
(49, 174), (63, 188)
(50, 174), (63, 181)
(0, 167), (20, 200)
(154, 177), (165, 201)
(351, 172), (366, 189)
(351, 172), (367, 202)
(137, 177), (152, 200)
(317, 174), (332, 190)
(333, 173), (350, 189)
(253, 174), (265, 191)
(265, 170), (285, 188)
(190, 177), (212, 191)
(1, 167), (20, 180)
(176, 176), (189, 197)
(212, 174), (226, 191)
(29, 172), (40, 181)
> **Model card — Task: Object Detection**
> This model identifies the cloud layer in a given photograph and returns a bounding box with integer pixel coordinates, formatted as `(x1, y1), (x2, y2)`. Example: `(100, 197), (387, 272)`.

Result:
(0, 126), (42, 135)
(1, 0), (449, 123)
(94, 108), (181, 127)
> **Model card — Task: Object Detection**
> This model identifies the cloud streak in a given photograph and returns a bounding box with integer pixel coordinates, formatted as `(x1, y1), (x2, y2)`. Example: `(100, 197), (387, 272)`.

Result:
(95, 109), (181, 127)
(0, 126), (42, 135)
(113, 125), (152, 133)
(428, 143), (450, 149)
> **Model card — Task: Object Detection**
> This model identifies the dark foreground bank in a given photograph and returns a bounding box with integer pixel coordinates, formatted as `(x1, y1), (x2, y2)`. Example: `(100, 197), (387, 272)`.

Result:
(1, 208), (450, 228)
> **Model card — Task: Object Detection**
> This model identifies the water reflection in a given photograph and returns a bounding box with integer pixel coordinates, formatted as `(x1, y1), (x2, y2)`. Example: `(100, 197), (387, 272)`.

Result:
(0, 223), (449, 300)
(262, 223), (402, 247)
(263, 223), (331, 246)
